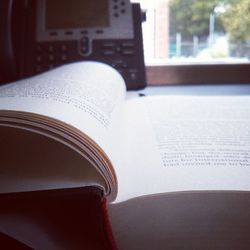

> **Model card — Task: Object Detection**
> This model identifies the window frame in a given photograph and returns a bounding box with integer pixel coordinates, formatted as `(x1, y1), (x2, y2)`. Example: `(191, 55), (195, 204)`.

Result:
(146, 63), (250, 85)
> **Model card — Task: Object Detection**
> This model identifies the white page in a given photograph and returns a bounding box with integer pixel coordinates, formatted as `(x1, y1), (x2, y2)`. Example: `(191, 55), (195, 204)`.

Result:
(0, 62), (126, 151)
(0, 62), (126, 200)
(115, 95), (250, 202)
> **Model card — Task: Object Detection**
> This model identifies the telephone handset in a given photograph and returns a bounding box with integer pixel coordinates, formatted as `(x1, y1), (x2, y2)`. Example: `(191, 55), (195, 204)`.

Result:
(0, 0), (28, 83)
(0, 0), (146, 89)
(0, 0), (16, 83)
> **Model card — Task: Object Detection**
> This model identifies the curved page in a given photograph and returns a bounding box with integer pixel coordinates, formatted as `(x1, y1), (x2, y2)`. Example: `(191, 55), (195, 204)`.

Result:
(0, 61), (126, 201)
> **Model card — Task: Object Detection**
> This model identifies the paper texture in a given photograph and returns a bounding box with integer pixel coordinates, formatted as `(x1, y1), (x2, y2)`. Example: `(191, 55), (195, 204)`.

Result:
(114, 96), (250, 202)
(1, 61), (250, 202)
(0, 62), (126, 201)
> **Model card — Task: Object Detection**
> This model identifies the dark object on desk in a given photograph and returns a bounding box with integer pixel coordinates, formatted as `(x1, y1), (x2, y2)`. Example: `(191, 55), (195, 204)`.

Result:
(0, 232), (32, 249)
(0, 187), (116, 250)
(0, 0), (146, 90)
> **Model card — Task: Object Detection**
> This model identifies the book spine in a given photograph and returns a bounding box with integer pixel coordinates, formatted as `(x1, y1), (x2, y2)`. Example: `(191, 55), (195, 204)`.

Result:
(101, 196), (118, 250)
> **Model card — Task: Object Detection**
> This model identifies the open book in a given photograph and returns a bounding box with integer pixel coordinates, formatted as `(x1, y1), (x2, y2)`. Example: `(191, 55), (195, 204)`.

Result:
(0, 61), (250, 204)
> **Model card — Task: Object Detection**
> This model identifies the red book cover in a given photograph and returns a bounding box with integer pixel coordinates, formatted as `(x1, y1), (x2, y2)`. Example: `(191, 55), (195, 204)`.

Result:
(0, 187), (117, 250)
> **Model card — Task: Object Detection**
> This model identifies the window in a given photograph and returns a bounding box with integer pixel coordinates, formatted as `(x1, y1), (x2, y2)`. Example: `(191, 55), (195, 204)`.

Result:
(132, 0), (250, 85)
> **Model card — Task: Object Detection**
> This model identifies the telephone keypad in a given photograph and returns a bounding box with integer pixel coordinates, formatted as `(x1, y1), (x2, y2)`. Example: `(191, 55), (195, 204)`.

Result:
(34, 43), (71, 72)
(60, 44), (68, 51)
(48, 55), (55, 62)
(100, 41), (135, 57)
(36, 45), (42, 52)
(121, 49), (134, 56)
(35, 65), (42, 73)
(48, 45), (54, 52)
(121, 41), (134, 48)
(36, 56), (42, 63)
(32, 37), (141, 89)
(102, 42), (116, 49)
(60, 54), (68, 61)
(102, 50), (115, 56)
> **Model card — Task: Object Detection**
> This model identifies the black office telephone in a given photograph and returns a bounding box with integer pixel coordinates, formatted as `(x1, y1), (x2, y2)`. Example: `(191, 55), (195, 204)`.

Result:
(0, 0), (146, 89)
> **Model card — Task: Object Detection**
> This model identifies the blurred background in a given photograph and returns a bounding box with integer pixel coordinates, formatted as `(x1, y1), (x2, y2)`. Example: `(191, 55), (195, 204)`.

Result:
(132, 0), (250, 65)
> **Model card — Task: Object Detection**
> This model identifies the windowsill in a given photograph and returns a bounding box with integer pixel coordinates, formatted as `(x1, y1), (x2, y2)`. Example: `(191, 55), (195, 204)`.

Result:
(145, 63), (250, 85)
(137, 83), (250, 97)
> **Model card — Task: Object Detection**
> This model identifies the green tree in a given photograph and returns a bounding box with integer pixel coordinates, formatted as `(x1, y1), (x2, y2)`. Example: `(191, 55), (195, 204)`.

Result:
(169, 0), (224, 40)
(220, 0), (250, 43)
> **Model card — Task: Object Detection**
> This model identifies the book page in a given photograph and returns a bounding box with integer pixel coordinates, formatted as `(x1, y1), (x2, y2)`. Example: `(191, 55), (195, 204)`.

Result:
(0, 125), (107, 193)
(115, 95), (250, 202)
(0, 62), (125, 146)
(0, 62), (126, 199)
